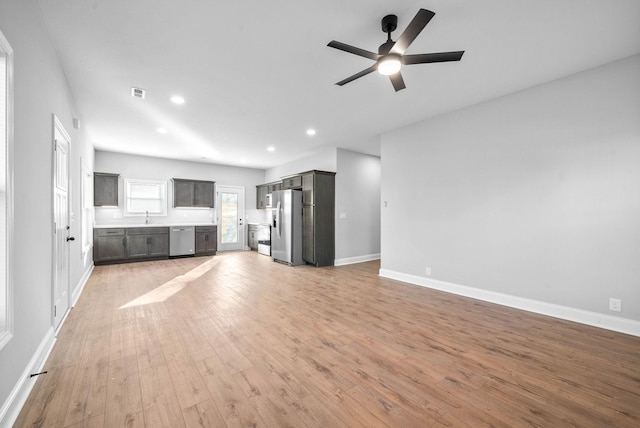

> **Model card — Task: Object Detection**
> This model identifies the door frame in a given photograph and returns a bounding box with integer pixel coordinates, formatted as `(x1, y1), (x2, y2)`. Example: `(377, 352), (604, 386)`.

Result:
(51, 115), (72, 331)
(215, 185), (245, 251)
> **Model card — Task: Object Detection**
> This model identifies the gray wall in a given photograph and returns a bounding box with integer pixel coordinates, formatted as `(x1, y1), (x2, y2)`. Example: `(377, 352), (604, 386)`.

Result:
(381, 54), (640, 321)
(0, 0), (94, 420)
(94, 151), (265, 225)
(335, 149), (380, 262)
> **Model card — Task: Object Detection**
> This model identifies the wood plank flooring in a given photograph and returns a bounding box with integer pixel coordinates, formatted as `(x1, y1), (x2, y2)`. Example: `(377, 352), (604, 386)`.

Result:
(15, 251), (640, 427)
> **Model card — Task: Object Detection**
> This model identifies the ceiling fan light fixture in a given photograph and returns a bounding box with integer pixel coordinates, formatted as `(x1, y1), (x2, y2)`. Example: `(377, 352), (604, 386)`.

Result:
(377, 54), (401, 76)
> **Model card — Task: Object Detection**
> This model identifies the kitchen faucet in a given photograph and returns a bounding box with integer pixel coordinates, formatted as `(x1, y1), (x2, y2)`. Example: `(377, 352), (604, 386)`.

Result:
(145, 210), (149, 224)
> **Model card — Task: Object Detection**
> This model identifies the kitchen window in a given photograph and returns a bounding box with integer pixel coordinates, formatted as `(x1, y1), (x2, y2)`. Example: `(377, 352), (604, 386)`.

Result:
(124, 178), (167, 217)
(0, 28), (14, 350)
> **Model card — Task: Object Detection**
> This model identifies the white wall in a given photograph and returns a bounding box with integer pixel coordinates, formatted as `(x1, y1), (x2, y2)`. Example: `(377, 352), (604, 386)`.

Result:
(264, 147), (336, 182)
(381, 55), (640, 325)
(335, 149), (380, 264)
(95, 151), (266, 225)
(0, 0), (94, 423)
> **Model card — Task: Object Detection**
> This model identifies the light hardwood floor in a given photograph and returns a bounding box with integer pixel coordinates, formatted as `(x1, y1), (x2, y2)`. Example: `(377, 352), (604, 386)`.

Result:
(16, 251), (640, 427)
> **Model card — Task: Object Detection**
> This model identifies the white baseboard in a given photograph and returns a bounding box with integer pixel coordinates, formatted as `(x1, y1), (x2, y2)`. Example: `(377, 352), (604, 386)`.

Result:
(334, 253), (380, 267)
(72, 264), (94, 307)
(379, 269), (640, 337)
(0, 328), (56, 427)
(0, 265), (94, 427)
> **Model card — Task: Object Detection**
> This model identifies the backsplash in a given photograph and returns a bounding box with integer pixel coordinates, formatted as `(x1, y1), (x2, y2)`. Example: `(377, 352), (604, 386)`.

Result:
(94, 206), (216, 226)
(245, 208), (272, 224)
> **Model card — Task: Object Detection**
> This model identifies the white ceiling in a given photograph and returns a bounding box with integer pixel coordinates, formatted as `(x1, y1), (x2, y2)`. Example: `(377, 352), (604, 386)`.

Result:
(35, 0), (640, 169)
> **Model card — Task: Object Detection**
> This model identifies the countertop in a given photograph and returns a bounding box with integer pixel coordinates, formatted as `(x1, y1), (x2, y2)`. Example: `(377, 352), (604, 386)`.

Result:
(94, 223), (217, 229)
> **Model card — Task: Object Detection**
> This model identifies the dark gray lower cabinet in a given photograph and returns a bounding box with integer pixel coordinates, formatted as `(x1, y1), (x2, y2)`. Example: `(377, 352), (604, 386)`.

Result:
(248, 224), (258, 250)
(93, 228), (126, 262)
(125, 228), (169, 260)
(195, 226), (217, 255)
(94, 227), (169, 265)
(125, 235), (149, 259)
(95, 225), (217, 264)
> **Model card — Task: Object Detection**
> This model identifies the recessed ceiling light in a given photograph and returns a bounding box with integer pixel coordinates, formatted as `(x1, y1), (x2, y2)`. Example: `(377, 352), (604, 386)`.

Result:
(306, 129), (317, 136)
(170, 95), (185, 104)
(267, 146), (275, 152)
(157, 128), (168, 134)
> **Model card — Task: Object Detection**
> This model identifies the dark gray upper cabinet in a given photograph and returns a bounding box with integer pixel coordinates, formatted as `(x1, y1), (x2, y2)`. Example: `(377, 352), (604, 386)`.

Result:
(281, 175), (302, 190)
(94, 172), (119, 206)
(267, 181), (282, 193)
(256, 184), (269, 209)
(256, 181), (283, 209)
(173, 178), (215, 208)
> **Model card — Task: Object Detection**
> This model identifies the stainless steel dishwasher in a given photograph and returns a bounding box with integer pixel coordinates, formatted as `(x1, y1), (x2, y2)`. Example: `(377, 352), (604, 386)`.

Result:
(169, 226), (195, 257)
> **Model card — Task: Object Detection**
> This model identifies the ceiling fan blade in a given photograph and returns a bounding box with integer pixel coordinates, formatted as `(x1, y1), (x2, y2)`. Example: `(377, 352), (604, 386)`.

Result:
(327, 41), (380, 60)
(390, 9), (435, 55)
(389, 72), (406, 92)
(336, 64), (378, 86)
(402, 51), (465, 65)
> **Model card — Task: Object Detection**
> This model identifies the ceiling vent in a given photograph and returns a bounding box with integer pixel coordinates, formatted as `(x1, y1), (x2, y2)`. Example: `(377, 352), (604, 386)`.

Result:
(130, 87), (146, 99)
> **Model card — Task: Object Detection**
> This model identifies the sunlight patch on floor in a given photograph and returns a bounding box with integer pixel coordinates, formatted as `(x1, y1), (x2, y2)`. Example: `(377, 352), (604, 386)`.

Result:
(119, 257), (221, 309)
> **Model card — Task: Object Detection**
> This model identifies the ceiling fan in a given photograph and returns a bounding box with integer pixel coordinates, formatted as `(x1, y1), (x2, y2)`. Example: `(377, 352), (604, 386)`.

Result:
(327, 9), (465, 92)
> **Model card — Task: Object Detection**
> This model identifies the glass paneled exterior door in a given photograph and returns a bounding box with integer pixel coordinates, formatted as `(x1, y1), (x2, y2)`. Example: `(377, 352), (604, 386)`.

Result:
(216, 186), (244, 251)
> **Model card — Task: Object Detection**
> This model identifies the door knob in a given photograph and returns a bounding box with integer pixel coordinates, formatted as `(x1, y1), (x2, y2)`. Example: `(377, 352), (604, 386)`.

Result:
(66, 236), (75, 242)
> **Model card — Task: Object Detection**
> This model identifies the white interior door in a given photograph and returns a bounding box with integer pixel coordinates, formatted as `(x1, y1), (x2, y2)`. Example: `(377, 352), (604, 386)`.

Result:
(53, 116), (71, 330)
(216, 186), (245, 251)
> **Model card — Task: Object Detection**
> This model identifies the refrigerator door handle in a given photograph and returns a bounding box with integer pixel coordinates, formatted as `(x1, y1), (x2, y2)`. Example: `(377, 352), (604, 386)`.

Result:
(276, 200), (282, 238)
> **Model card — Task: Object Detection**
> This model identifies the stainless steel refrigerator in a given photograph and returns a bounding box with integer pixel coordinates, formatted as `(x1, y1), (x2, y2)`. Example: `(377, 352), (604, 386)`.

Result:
(271, 189), (303, 266)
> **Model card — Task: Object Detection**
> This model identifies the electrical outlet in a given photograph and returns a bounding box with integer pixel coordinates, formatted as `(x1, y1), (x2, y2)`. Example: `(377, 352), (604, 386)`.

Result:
(609, 298), (622, 312)
(425, 267), (431, 276)
(339, 212), (347, 219)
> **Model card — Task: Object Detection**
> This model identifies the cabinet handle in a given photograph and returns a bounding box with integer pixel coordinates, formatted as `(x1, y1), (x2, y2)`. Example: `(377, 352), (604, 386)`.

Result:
(66, 236), (75, 242)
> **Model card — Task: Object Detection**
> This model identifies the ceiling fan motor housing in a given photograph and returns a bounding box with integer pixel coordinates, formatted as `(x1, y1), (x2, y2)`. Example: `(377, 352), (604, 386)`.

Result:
(379, 15), (398, 54)
(381, 14), (398, 34)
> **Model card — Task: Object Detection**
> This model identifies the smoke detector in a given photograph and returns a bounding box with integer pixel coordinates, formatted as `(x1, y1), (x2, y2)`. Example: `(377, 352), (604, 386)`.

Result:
(130, 87), (146, 99)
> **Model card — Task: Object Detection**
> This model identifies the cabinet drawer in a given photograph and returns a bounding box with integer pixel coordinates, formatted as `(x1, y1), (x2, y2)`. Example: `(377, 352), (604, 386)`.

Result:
(95, 228), (125, 237)
(195, 226), (217, 233)
(127, 227), (169, 235)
